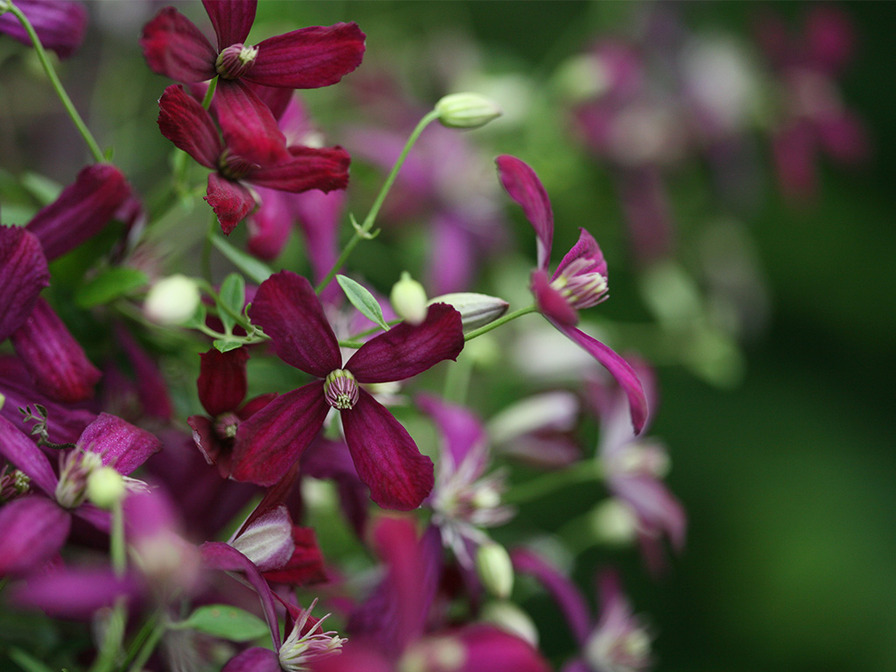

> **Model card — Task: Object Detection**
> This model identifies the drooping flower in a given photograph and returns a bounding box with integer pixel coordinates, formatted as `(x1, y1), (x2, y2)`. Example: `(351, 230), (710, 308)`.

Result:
(0, 0), (87, 58)
(140, 0), (365, 90)
(157, 83), (350, 234)
(230, 271), (464, 510)
(495, 155), (647, 434)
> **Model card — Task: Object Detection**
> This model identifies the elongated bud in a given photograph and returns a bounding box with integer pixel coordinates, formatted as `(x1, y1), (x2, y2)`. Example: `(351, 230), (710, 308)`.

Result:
(390, 271), (428, 325)
(230, 506), (295, 572)
(86, 466), (128, 510)
(480, 600), (540, 647)
(144, 274), (201, 325)
(476, 541), (515, 599)
(435, 92), (502, 129)
(428, 292), (509, 330)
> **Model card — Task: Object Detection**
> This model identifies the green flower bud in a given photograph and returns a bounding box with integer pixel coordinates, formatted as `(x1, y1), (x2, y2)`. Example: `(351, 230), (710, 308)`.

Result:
(144, 274), (201, 325)
(390, 271), (428, 325)
(476, 541), (514, 600)
(435, 92), (502, 129)
(428, 292), (509, 330)
(480, 600), (540, 647)
(86, 466), (127, 510)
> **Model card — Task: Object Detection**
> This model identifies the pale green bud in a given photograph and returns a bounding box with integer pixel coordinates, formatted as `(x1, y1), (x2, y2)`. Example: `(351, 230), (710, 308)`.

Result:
(480, 600), (539, 647)
(390, 272), (428, 325)
(476, 541), (514, 600)
(86, 466), (127, 510)
(590, 498), (639, 546)
(435, 92), (502, 129)
(0, 392), (5, 411)
(428, 292), (509, 330)
(144, 274), (201, 325)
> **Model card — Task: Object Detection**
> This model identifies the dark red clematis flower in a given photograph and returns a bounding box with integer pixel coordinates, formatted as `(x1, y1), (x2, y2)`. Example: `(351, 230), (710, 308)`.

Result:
(157, 83), (350, 234)
(229, 270), (465, 510)
(0, 0), (88, 59)
(140, 0), (365, 89)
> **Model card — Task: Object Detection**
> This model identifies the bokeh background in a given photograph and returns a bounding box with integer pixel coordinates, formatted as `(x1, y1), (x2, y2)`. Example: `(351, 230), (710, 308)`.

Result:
(1, 2), (894, 671)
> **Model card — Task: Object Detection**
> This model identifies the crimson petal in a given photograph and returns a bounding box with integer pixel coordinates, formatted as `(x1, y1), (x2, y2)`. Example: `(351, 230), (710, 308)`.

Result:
(230, 382), (330, 486)
(340, 390), (434, 510)
(531, 268), (578, 327)
(214, 81), (289, 167)
(0, 416), (58, 495)
(197, 347), (248, 416)
(202, 0), (256, 48)
(0, 226), (48, 341)
(140, 7), (218, 82)
(248, 23), (366, 89)
(77, 413), (161, 476)
(249, 146), (350, 194)
(496, 155), (554, 270)
(248, 271), (340, 377)
(553, 228), (607, 282)
(0, 497), (70, 577)
(347, 303), (463, 384)
(206, 173), (256, 235)
(157, 85), (222, 169)
(222, 648), (281, 672)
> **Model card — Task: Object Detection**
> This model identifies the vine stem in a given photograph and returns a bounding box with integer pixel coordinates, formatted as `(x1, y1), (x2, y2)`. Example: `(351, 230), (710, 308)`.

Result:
(464, 305), (538, 341)
(6, 1), (105, 163)
(315, 109), (442, 294)
(503, 459), (604, 505)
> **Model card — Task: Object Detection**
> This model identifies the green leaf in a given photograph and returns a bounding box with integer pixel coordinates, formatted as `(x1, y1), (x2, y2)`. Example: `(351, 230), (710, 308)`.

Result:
(173, 604), (270, 642)
(336, 275), (390, 331)
(217, 272), (246, 334)
(7, 647), (55, 672)
(211, 236), (272, 285)
(213, 338), (244, 353)
(75, 267), (149, 308)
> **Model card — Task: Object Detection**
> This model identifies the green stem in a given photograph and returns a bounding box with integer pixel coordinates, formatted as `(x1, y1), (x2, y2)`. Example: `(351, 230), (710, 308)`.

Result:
(110, 498), (126, 577)
(504, 460), (603, 505)
(464, 305), (538, 341)
(125, 611), (167, 672)
(201, 76), (218, 109)
(7, 1), (105, 163)
(443, 352), (474, 405)
(315, 109), (441, 294)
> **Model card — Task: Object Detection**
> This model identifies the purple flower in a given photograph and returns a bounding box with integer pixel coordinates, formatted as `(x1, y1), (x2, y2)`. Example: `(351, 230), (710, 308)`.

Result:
(140, 0), (365, 90)
(0, 0), (87, 58)
(157, 83), (351, 234)
(495, 155), (647, 434)
(229, 271), (464, 510)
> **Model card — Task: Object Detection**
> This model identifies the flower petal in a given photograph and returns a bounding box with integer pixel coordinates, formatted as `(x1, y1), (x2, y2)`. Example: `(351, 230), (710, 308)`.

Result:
(452, 624), (552, 672)
(248, 23), (366, 89)
(12, 566), (139, 618)
(553, 322), (648, 435)
(247, 188), (293, 261)
(0, 0), (87, 59)
(26, 163), (131, 261)
(140, 6), (218, 82)
(261, 526), (327, 586)
(340, 390), (434, 510)
(496, 155), (553, 270)
(230, 382), (330, 486)
(197, 347), (248, 416)
(222, 648), (281, 672)
(201, 0), (256, 48)
(206, 172), (256, 235)
(553, 228), (607, 283)
(157, 85), (222, 169)
(248, 145), (350, 194)
(0, 497), (69, 577)
(0, 226), (49, 341)
(248, 271), (340, 377)
(214, 80), (289, 167)
(417, 393), (487, 474)
(77, 413), (161, 475)
(531, 268), (578, 326)
(347, 303), (464, 384)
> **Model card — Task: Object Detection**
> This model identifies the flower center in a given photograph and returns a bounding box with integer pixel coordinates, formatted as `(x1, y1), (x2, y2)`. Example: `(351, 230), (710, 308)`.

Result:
(550, 258), (609, 310)
(215, 43), (258, 79)
(55, 449), (104, 509)
(324, 369), (359, 410)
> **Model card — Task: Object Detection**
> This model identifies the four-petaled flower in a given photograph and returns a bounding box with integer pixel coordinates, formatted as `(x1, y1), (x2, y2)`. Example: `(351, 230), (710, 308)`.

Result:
(495, 154), (648, 434)
(230, 271), (465, 510)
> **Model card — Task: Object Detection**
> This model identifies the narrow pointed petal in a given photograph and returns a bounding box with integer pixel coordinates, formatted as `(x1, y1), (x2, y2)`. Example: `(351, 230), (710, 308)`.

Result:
(77, 413), (161, 475)
(347, 303), (464, 384)
(340, 391), (434, 510)
(248, 271), (340, 377)
(0, 226), (49, 341)
(553, 228), (607, 282)
(247, 188), (292, 260)
(214, 81), (289, 166)
(248, 23), (366, 89)
(10, 297), (101, 403)
(248, 145), (350, 194)
(262, 526), (327, 586)
(292, 188), (344, 288)
(453, 625), (552, 672)
(496, 155), (553, 270)
(140, 7), (218, 82)
(0, 416), (58, 493)
(417, 393), (487, 472)
(202, 0), (256, 48)
(0, 497), (70, 577)
(26, 164), (131, 261)
(222, 648), (281, 672)
(12, 566), (139, 617)
(197, 347), (248, 416)
(206, 172), (256, 235)
(0, 0), (87, 59)
(157, 85), (222, 169)
(554, 322), (648, 435)
(230, 382), (330, 486)
(531, 268), (578, 326)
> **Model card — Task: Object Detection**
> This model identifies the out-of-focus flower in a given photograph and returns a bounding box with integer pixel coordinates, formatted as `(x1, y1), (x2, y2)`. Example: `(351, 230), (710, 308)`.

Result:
(0, 0), (87, 58)
(495, 155), (647, 434)
(229, 271), (464, 510)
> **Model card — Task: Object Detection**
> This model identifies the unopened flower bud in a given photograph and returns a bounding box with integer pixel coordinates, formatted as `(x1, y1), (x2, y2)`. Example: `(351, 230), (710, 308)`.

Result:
(480, 600), (539, 647)
(476, 541), (514, 600)
(590, 498), (639, 546)
(144, 274), (201, 325)
(230, 506), (295, 572)
(391, 272), (428, 325)
(428, 292), (509, 330)
(86, 466), (127, 510)
(435, 92), (502, 129)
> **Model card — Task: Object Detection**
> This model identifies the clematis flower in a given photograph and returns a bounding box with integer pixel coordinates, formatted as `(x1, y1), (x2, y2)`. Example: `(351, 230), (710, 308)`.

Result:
(157, 83), (350, 234)
(495, 155), (647, 434)
(0, 0), (87, 58)
(229, 270), (464, 510)
(140, 0), (364, 90)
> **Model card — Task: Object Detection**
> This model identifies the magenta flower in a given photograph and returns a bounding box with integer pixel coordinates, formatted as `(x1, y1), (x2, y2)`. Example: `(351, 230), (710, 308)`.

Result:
(0, 0), (87, 58)
(157, 83), (350, 234)
(229, 271), (464, 510)
(495, 155), (647, 434)
(140, 0), (365, 90)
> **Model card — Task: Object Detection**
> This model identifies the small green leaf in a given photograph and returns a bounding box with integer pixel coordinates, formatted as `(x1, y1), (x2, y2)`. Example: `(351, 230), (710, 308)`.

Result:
(211, 236), (272, 285)
(75, 267), (149, 308)
(217, 273), (246, 334)
(172, 604), (269, 642)
(181, 302), (208, 330)
(336, 275), (390, 331)
(213, 338), (244, 353)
